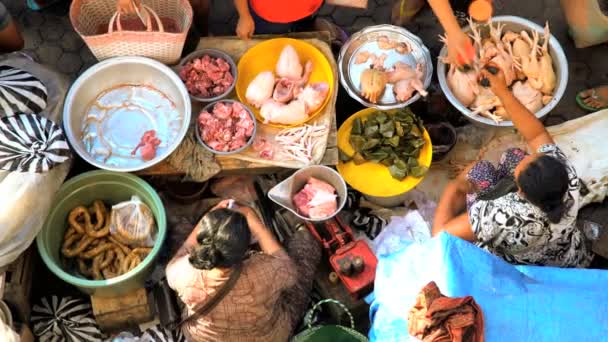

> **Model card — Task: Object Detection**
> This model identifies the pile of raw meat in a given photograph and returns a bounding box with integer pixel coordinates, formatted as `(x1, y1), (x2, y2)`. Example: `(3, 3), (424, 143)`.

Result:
(180, 54), (234, 98)
(442, 20), (556, 123)
(293, 177), (338, 219)
(245, 45), (330, 125)
(198, 101), (255, 152)
(355, 35), (427, 104)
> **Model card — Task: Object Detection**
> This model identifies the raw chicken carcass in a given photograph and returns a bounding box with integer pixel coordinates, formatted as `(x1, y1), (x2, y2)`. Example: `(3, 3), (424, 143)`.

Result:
(392, 64), (427, 102)
(539, 22), (556, 95)
(519, 30), (543, 90)
(488, 21), (517, 84)
(246, 71), (275, 108)
(296, 82), (330, 114)
(471, 87), (504, 122)
(276, 45), (303, 80)
(372, 53), (388, 69)
(360, 68), (388, 104)
(385, 62), (418, 83)
(292, 177), (338, 219)
(512, 80), (543, 113)
(260, 99), (308, 125)
(446, 64), (479, 107)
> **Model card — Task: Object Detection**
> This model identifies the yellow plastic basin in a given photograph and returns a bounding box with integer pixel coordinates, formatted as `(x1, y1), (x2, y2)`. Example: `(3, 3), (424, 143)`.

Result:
(337, 108), (433, 197)
(236, 38), (334, 128)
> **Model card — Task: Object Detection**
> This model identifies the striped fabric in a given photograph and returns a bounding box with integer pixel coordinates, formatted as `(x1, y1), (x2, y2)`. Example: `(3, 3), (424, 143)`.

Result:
(31, 296), (104, 342)
(0, 65), (47, 117)
(140, 325), (186, 342)
(0, 114), (70, 173)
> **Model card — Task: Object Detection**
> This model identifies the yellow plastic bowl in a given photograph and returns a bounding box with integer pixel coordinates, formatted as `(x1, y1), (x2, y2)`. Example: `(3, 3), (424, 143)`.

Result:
(236, 38), (334, 128)
(337, 108), (433, 197)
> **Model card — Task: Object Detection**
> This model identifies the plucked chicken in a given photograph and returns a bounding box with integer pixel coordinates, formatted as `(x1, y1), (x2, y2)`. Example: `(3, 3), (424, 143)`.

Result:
(360, 68), (388, 104)
(276, 45), (303, 79)
(441, 19), (557, 123)
(260, 99), (308, 125)
(246, 71), (275, 108)
(393, 63), (428, 102)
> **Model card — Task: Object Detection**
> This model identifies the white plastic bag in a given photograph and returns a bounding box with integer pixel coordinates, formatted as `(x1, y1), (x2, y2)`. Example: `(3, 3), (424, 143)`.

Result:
(110, 196), (157, 247)
(372, 210), (431, 256)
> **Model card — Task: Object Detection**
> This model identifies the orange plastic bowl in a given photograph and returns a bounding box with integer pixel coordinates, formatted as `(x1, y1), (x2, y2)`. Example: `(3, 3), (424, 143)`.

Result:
(337, 108), (433, 198)
(236, 38), (334, 128)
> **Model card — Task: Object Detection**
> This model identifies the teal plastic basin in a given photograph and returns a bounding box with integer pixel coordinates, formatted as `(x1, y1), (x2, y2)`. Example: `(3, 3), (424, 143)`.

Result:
(36, 170), (166, 297)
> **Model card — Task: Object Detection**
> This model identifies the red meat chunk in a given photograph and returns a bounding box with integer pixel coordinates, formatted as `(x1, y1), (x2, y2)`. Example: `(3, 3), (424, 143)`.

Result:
(179, 54), (234, 98)
(198, 102), (255, 152)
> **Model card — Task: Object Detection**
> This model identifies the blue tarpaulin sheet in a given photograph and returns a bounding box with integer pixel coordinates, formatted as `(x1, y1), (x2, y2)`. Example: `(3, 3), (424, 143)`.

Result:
(367, 232), (608, 342)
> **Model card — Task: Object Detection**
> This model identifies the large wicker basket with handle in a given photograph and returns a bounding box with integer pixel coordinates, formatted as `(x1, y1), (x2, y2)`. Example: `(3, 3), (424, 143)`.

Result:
(70, 0), (193, 65)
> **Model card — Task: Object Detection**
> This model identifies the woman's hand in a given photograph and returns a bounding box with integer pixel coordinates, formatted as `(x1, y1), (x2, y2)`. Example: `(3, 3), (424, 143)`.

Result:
(236, 15), (255, 40)
(479, 64), (509, 95)
(447, 30), (475, 67)
(117, 0), (141, 14)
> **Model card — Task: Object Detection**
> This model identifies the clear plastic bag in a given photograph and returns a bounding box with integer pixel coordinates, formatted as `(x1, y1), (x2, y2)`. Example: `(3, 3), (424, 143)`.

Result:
(110, 196), (157, 247)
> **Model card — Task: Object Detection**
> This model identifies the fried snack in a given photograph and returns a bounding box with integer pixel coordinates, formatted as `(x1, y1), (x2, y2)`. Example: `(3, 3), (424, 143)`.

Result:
(100, 249), (115, 269)
(62, 200), (155, 280)
(108, 236), (132, 255)
(81, 242), (114, 259)
(90, 200), (106, 231)
(78, 259), (92, 277)
(62, 235), (95, 258)
(92, 254), (104, 280)
(68, 206), (90, 234)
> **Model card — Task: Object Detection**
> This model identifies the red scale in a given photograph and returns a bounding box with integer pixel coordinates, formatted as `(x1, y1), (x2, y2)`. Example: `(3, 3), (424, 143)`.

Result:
(305, 215), (377, 299)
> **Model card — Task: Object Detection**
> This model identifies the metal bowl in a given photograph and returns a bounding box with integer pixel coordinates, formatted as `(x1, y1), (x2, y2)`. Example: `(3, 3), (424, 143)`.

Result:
(63, 56), (191, 172)
(195, 99), (257, 155)
(338, 24), (433, 110)
(179, 48), (237, 103)
(437, 16), (569, 127)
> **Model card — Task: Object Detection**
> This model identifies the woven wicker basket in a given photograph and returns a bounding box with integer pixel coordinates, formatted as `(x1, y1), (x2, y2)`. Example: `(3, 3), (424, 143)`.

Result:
(70, 0), (192, 65)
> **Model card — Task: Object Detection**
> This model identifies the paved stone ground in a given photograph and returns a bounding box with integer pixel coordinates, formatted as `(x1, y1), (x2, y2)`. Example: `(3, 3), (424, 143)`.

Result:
(6, 1), (608, 239)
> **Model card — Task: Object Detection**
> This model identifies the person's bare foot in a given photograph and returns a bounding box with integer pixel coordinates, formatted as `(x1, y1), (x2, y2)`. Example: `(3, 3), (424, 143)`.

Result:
(579, 86), (608, 109)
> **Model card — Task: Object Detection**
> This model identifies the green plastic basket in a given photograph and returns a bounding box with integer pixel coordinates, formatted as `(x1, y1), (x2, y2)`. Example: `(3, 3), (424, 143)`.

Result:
(36, 170), (166, 297)
(292, 299), (369, 342)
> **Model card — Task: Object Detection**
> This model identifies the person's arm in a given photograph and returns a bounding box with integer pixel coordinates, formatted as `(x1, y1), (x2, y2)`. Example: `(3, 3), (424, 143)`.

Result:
(0, 4), (23, 52)
(428, 0), (473, 66)
(230, 203), (283, 255)
(234, 0), (255, 40)
(432, 165), (476, 241)
(481, 66), (554, 151)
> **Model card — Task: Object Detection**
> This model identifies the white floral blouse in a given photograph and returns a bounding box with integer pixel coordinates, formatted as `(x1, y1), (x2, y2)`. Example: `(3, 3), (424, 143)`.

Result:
(469, 144), (594, 268)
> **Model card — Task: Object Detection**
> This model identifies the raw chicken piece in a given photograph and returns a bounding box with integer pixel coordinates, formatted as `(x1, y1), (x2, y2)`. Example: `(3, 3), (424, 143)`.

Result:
(488, 21), (517, 85)
(252, 138), (274, 159)
(246, 71), (275, 108)
(393, 64), (427, 102)
(355, 51), (373, 64)
(260, 99), (308, 125)
(471, 87), (504, 122)
(297, 82), (330, 114)
(395, 42), (411, 54)
(385, 62), (418, 83)
(512, 80), (543, 113)
(276, 45), (303, 80)
(360, 68), (388, 104)
(539, 22), (556, 95)
(372, 53), (388, 69)
(131, 130), (161, 161)
(273, 78), (297, 103)
(520, 30), (543, 90)
(292, 177), (338, 219)
(542, 95), (552, 105)
(446, 64), (479, 107)
(377, 35), (396, 50)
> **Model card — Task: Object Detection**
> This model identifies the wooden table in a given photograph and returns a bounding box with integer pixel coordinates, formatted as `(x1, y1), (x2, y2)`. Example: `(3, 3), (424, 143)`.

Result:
(137, 32), (339, 177)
